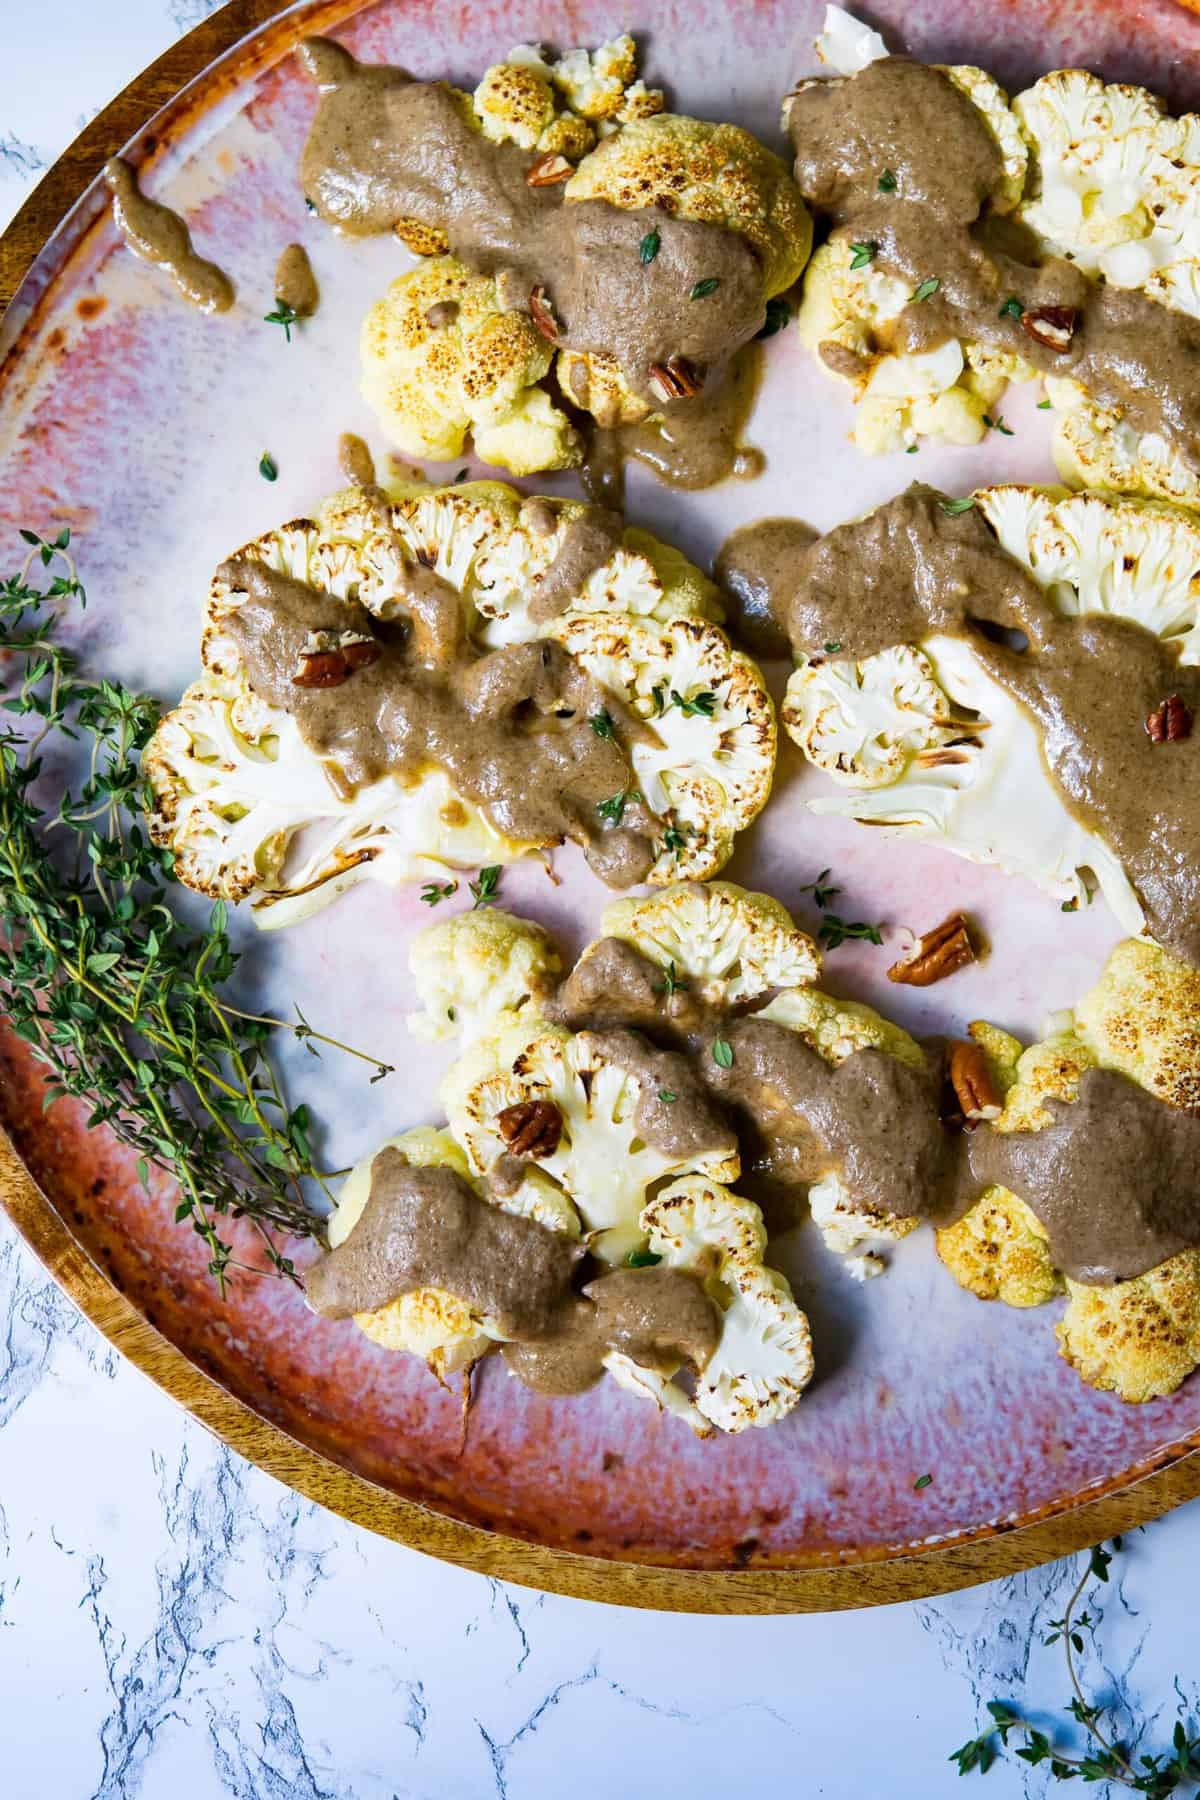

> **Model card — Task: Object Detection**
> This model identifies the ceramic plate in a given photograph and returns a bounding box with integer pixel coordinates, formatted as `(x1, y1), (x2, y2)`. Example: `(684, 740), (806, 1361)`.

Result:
(3, 0), (1200, 1584)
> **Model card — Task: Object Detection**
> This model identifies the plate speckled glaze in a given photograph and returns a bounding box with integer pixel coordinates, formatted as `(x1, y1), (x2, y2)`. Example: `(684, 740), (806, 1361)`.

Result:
(3, 0), (1200, 1592)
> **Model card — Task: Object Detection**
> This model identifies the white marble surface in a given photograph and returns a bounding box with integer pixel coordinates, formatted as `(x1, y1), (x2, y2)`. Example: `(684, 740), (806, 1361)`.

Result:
(2, 6), (1200, 1796)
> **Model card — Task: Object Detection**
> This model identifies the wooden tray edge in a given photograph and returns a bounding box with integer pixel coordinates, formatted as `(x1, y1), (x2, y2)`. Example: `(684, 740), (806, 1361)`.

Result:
(3, 0), (1200, 1613)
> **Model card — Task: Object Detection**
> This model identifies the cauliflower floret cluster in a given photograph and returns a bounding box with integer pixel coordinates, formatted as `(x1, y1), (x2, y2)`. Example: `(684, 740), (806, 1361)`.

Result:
(798, 14), (1200, 489)
(937, 940), (1200, 1402)
(340, 888), (821, 1432)
(360, 258), (581, 475)
(368, 39), (809, 455)
(785, 483), (1200, 936)
(596, 881), (821, 1004)
(146, 483), (768, 922)
(550, 612), (776, 882)
(639, 1177), (814, 1432)
(796, 241), (1026, 454)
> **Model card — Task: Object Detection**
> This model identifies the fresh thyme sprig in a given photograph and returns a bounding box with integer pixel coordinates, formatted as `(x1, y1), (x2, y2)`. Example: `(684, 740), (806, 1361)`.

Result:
(0, 530), (393, 1290)
(951, 1538), (1200, 1792)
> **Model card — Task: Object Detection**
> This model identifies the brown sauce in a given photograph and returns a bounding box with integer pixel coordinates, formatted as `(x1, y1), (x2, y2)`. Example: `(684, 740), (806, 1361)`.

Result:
(714, 516), (816, 659)
(103, 157), (234, 313)
(220, 511), (662, 886)
(306, 1150), (720, 1396)
(582, 345), (765, 508)
(720, 485), (1200, 966)
(502, 1268), (721, 1394)
(274, 241), (319, 316)
(787, 58), (1200, 465)
(969, 1069), (1200, 1284)
(337, 432), (376, 486)
(527, 506), (625, 624)
(297, 38), (765, 421)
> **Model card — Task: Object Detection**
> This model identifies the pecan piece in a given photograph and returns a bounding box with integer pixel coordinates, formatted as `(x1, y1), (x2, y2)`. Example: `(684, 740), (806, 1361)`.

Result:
(497, 1099), (563, 1159)
(292, 631), (380, 689)
(1019, 305), (1078, 353)
(887, 912), (976, 987)
(528, 283), (560, 344)
(525, 152), (574, 187)
(647, 356), (704, 404)
(1145, 693), (1193, 743)
(947, 1040), (1002, 1123)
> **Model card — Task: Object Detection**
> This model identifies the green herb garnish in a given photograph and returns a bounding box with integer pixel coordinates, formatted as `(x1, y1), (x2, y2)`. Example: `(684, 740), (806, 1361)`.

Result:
(951, 1538), (1200, 1791)
(757, 297), (792, 339)
(597, 790), (638, 825)
(662, 825), (689, 855)
(258, 451), (278, 482)
(1038, 398), (1052, 410)
(690, 277), (720, 300)
(823, 641), (842, 655)
(639, 229), (661, 265)
(670, 688), (717, 718)
(910, 276), (941, 304)
(999, 295), (1025, 320)
(939, 495), (977, 515)
(711, 1038), (734, 1069)
(878, 168), (898, 192)
(657, 1090), (677, 1104)
(913, 1472), (933, 1491)
(589, 708), (615, 740)
(469, 865), (501, 908)
(657, 961), (682, 997)
(650, 683), (666, 715)
(263, 302), (300, 342)
(799, 867), (841, 910)
(905, 444), (919, 454)
(982, 414), (1014, 436)
(818, 915), (884, 950)
(627, 1247), (662, 1268)
(421, 881), (457, 905)
(0, 529), (393, 1291)
(849, 240), (878, 269)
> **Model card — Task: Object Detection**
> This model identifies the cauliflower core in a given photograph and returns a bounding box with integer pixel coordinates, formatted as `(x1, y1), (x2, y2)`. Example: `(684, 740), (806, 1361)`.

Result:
(937, 940), (1200, 1402)
(146, 482), (769, 922)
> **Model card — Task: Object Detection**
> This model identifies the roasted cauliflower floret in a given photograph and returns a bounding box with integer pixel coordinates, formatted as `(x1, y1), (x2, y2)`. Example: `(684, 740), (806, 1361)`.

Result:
(360, 258), (581, 474)
(783, 642), (985, 788)
(566, 113), (811, 301)
(939, 941), (1200, 1398)
(758, 985), (930, 1073)
(472, 57), (593, 158)
(1073, 938), (1200, 1111)
(1014, 70), (1200, 292)
(143, 668), (522, 928)
(758, 987), (925, 1272)
(446, 1027), (739, 1263)
(324, 1129), (483, 1373)
(640, 1176), (814, 1433)
(796, 239), (1027, 454)
(407, 908), (561, 1044)
(790, 491), (1178, 932)
(504, 36), (664, 128)
(1049, 380), (1200, 512)
(550, 612), (776, 883)
(464, 500), (722, 646)
(936, 1188), (1063, 1307)
(596, 881), (821, 1005)
(324, 1127), (580, 1375)
(976, 484), (1200, 665)
(1057, 1253), (1200, 1404)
